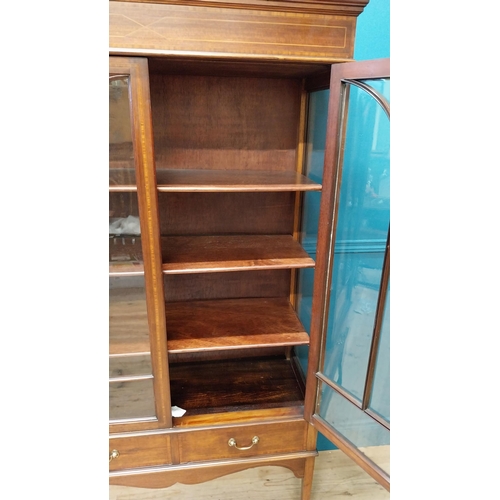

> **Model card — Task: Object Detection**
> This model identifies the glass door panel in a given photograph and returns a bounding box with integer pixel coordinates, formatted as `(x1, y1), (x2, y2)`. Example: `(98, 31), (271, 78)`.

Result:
(318, 383), (389, 474)
(306, 58), (390, 490)
(109, 73), (156, 423)
(296, 89), (330, 375)
(322, 251), (387, 402)
(109, 275), (150, 358)
(368, 281), (390, 423)
(109, 58), (171, 429)
(109, 379), (156, 421)
(109, 191), (143, 271)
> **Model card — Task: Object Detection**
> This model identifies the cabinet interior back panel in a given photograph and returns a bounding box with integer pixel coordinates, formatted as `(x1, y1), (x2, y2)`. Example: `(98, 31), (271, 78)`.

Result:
(158, 191), (295, 236)
(164, 270), (290, 302)
(169, 356), (304, 415)
(150, 74), (301, 171)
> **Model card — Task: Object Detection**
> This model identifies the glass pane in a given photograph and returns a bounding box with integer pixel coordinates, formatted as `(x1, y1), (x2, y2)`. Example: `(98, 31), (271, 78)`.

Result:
(320, 81), (390, 402)
(109, 75), (155, 422)
(109, 354), (152, 378)
(109, 76), (142, 267)
(109, 192), (143, 267)
(319, 383), (390, 475)
(315, 76), (390, 463)
(361, 78), (390, 102)
(322, 253), (384, 401)
(109, 76), (135, 180)
(369, 280), (390, 422)
(109, 275), (150, 357)
(109, 379), (156, 421)
(296, 90), (329, 374)
(301, 89), (328, 245)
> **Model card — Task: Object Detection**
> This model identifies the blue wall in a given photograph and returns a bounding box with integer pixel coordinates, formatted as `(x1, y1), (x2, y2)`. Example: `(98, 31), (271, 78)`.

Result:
(354, 0), (390, 61)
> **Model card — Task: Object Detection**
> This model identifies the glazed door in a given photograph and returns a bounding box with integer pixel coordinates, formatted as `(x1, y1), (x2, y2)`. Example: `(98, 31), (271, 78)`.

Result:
(303, 58), (390, 490)
(109, 57), (172, 431)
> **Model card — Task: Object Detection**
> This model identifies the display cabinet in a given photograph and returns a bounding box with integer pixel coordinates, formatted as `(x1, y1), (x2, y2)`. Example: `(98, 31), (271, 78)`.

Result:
(109, 1), (390, 497)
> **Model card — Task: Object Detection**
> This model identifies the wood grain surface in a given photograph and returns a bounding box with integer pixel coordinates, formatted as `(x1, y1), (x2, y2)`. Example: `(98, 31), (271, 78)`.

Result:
(169, 355), (304, 414)
(165, 297), (309, 352)
(110, 168), (321, 191)
(110, 1), (358, 60)
(150, 74), (301, 173)
(161, 235), (315, 273)
(155, 169), (322, 191)
(157, 191), (296, 236)
(163, 269), (291, 302)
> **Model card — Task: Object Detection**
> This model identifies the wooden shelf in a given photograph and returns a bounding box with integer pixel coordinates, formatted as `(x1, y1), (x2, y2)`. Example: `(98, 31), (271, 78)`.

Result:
(161, 235), (315, 274)
(110, 168), (321, 192)
(169, 356), (304, 415)
(156, 169), (321, 192)
(166, 297), (309, 353)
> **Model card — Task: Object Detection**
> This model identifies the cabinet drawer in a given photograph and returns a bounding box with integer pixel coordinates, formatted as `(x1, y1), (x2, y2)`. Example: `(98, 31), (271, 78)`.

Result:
(109, 433), (172, 471)
(178, 420), (306, 463)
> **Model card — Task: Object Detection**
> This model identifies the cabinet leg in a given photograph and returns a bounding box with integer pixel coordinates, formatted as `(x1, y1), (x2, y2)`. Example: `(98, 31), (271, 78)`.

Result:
(300, 456), (315, 500)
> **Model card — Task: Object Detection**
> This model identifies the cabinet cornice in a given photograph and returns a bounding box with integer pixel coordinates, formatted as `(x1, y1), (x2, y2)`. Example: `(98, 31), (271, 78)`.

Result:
(111, 0), (370, 16)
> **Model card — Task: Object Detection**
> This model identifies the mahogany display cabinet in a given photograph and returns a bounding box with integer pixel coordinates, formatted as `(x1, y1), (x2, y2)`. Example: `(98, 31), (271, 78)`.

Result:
(109, 1), (390, 498)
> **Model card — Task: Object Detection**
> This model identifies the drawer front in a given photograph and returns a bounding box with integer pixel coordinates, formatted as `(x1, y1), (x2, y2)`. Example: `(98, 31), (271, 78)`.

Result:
(109, 433), (172, 471)
(178, 420), (306, 463)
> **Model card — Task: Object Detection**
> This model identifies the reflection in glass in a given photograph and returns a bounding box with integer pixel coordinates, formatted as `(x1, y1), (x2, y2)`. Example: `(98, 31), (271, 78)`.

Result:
(301, 89), (328, 247)
(109, 275), (155, 421)
(109, 76), (142, 267)
(369, 281), (390, 422)
(109, 75), (155, 423)
(109, 379), (156, 421)
(361, 78), (390, 103)
(109, 77), (134, 169)
(109, 275), (150, 356)
(109, 354), (152, 379)
(319, 382), (390, 474)
(323, 254), (384, 401)
(109, 192), (143, 266)
(321, 81), (390, 402)
(296, 90), (329, 374)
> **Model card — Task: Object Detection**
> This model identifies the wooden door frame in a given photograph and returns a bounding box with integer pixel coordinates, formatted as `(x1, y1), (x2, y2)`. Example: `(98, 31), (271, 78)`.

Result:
(109, 56), (172, 432)
(303, 58), (390, 490)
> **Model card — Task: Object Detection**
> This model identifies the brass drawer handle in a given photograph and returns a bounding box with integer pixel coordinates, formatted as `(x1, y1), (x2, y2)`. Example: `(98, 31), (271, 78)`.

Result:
(109, 449), (120, 462)
(228, 436), (259, 451)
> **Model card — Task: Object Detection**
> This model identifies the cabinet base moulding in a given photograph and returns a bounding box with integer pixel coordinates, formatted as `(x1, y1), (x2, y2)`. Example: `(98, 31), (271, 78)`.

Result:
(109, 452), (318, 489)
